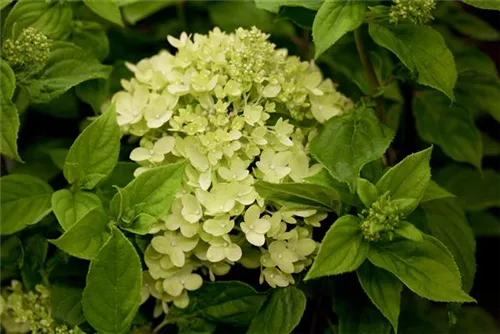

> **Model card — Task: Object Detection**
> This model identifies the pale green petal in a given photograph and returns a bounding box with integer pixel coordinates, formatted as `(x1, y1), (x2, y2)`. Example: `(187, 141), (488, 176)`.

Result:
(130, 147), (151, 161)
(225, 244), (242, 262)
(295, 239), (316, 257)
(163, 278), (184, 297)
(181, 194), (202, 223)
(151, 236), (171, 254)
(154, 136), (176, 155)
(263, 84), (281, 98)
(254, 218), (271, 233)
(169, 248), (186, 267)
(172, 291), (190, 309)
(184, 274), (203, 291)
(244, 204), (261, 224)
(246, 231), (265, 246)
(206, 245), (225, 262)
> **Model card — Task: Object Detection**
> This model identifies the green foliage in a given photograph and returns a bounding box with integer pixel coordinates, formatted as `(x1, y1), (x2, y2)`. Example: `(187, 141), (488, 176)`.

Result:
(82, 227), (142, 333)
(248, 287), (306, 334)
(0, 0), (498, 333)
(310, 106), (394, 191)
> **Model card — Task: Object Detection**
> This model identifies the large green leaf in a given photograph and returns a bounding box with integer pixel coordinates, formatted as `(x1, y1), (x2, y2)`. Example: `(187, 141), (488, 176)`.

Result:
(467, 211), (500, 237)
(254, 181), (341, 213)
(0, 60), (21, 161)
(420, 181), (455, 203)
(368, 235), (474, 302)
(312, 0), (366, 58)
(310, 106), (394, 191)
(50, 208), (111, 260)
(83, 0), (124, 26)
(455, 70), (500, 121)
(171, 281), (267, 326)
(82, 227), (142, 333)
(209, 0), (274, 32)
(369, 24), (457, 100)
(21, 234), (48, 290)
(22, 42), (111, 103)
(421, 198), (476, 292)
(462, 0), (500, 11)
(306, 168), (358, 207)
(51, 189), (103, 231)
(71, 20), (110, 61)
(254, 0), (323, 13)
(2, 0), (73, 39)
(0, 174), (53, 235)
(435, 165), (500, 211)
(376, 147), (432, 214)
(122, 0), (175, 24)
(357, 262), (402, 333)
(248, 287), (306, 334)
(51, 284), (86, 326)
(110, 162), (186, 234)
(64, 105), (120, 190)
(334, 295), (392, 334)
(413, 90), (482, 168)
(306, 215), (369, 280)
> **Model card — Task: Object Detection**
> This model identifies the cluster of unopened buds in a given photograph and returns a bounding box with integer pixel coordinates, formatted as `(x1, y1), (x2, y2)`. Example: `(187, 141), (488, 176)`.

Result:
(360, 192), (405, 242)
(112, 27), (353, 311)
(389, 0), (436, 25)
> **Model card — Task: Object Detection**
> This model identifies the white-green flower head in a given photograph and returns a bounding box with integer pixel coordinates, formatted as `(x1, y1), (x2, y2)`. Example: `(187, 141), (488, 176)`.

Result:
(0, 280), (76, 334)
(1, 27), (50, 78)
(114, 27), (353, 311)
(389, 0), (436, 25)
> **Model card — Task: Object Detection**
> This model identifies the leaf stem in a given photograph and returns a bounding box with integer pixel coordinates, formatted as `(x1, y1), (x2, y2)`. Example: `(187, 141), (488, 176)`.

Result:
(353, 28), (387, 124)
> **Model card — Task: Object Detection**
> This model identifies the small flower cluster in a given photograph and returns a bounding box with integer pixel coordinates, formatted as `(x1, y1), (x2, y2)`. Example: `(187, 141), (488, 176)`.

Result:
(389, 0), (436, 25)
(1, 27), (50, 78)
(113, 27), (353, 311)
(360, 192), (405, 241)
(0, 281), (75, 334)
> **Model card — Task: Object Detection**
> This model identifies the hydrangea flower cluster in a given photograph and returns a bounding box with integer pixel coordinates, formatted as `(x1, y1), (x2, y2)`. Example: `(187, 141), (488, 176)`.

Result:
(0, 281), (75, 334)
(113, 27), (353, 310)
(360, 192), (405, 242)
(389, 0), (436, 25)
(1, 27), (50, 78)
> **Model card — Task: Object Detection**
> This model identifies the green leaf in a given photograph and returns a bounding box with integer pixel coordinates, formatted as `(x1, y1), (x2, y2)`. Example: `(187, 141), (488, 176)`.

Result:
(421, 198), (476, 292)
(0, 174), (53, 235)
(122, 0), (175, 25)
(437, 2), (499, 41)
(96, 162), (137, 205)
(376, 147), (432, 214)
(357, 178), (379, 208)
(468, 211), (500, 237)
(51, 189), (103, 231)
(82, 226), (142, 333)
(21, 234), (48, 290)
(310, 106), (394, 191)
(64, 104), (120, 190)
(110, 162), (186, 233)
(0, 60), (22, 161)
(462, 0), (500, 11)
(395, 221), (423, 242)
(306, 215), (369, 280)
(2, 0), (73, 40)
(369, 24), (457, 100)
(421, 181), (455, 203)
(306, 168), (358, 207)
(413, 90), (482, 168)
(312, 0), (366, 58)
(0, 0), (13, 10)
(0, 236), (24, 270)
(482, 133), (500, 156)
(454, 47), (497, 75)
(435, 165), (500, 211)
(51, 284), (86, 326)
(254, 0), (323, 13)
(171, 281), (267, 326)
(71, 20), (110, 61)
(254, 181), (341, 213)
(334, 295), (392, 334)
(357, 262), (403, 333)
(22, 41), (111, 103)
(209, 0), (274, 32)
(451, 307), (500, 333)
(367, 235), (475, 302)
(277, 6), (316, 29)
(455, 70), (500, 121)
(248, 287), (306, 334)
(75, 79), (109, 114)
(50, 208), (111, 260)
(83, 0), (124, 26)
